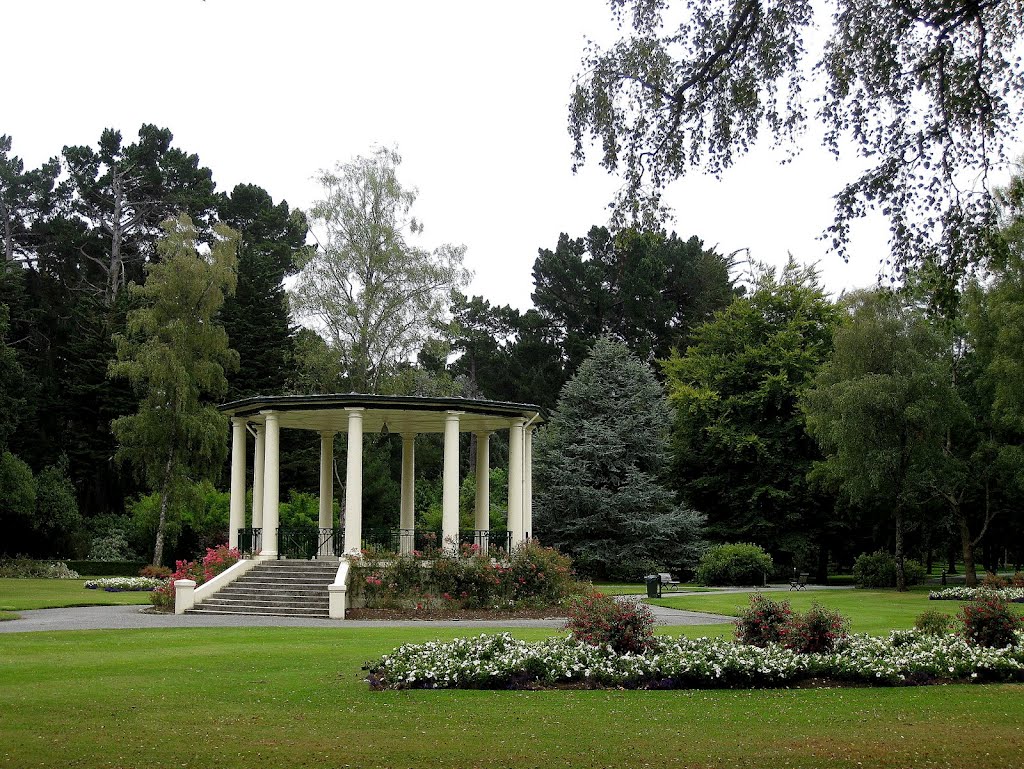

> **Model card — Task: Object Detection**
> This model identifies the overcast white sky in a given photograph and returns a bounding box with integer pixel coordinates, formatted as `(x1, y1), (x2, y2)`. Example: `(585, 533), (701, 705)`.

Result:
(6, 1), (1014, 310)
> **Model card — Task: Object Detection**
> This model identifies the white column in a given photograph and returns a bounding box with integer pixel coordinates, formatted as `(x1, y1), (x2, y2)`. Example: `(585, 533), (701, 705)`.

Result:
(252, 424), (265, 530)
(318, 431), (335, 558)
(474, 431), (490, 552)
(261, 411), (280, 558)
(400, 433), (416, 555)
(524, 426), (534, 541)
(508, 418), (525, 547)
(343, 408), (364, 555)
(228, 418), (247, 550)
(441, 411), (462, 551)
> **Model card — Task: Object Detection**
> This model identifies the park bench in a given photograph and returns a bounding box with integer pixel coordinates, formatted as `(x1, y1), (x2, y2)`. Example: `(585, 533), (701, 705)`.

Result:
(789, 572), (809, 591)
(658, 573), (682, 591)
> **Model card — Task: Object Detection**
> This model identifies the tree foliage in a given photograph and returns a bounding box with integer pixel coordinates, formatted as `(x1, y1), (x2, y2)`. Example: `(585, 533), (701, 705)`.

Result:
(218, 183), (306, 399)
(663, 260), (842, 563)
(0, 134), (60, 265)
(535, 336), (705, 579)
(533, 226), (736, 374)
(570, 0), (1024, 282)
(62, 125), (217, 303)
(292, 147), (470, 393)
(802, 289), (967, 590)
(109, 214), (239, 565)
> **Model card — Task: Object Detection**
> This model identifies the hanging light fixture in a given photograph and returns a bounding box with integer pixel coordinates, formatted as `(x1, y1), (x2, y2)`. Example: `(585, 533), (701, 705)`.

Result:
(380, 421), (390, 437)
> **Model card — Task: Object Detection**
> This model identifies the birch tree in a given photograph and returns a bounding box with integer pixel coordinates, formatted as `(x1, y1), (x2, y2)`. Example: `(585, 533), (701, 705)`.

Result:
(291, 147), (470, 393)
(109, 214), (239, 565)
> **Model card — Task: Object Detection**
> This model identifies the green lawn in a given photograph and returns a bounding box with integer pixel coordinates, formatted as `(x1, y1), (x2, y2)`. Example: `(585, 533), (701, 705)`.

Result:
(0, 578), (154, 615)
(590, 582), (711, 596)
(2, 626), (1023, 768)
(649, 587), (1024, 635)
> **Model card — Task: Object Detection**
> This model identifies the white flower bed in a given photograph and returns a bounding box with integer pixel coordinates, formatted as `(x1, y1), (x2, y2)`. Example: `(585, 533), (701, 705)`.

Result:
(365, 631), (1024, 690)
(929, 586), (1024, 601)
(84, 577), (164, 592)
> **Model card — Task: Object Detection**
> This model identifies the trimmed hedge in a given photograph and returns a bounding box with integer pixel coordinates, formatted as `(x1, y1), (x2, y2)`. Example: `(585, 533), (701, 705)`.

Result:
(65, 560), (149, 577)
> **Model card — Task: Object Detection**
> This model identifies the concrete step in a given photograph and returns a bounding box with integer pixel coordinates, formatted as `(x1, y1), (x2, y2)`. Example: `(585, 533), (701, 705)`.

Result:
(185, 560), (337, 618)
(186, 606), (329, 618)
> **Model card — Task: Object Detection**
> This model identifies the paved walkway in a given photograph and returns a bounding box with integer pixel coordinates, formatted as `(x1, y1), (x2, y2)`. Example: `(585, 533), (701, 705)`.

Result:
(0, 584), (848, 634)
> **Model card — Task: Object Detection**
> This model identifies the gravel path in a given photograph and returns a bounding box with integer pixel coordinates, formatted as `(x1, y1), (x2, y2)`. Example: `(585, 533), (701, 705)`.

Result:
(0, 602), (733, 634)
(0, 584), (851, 634)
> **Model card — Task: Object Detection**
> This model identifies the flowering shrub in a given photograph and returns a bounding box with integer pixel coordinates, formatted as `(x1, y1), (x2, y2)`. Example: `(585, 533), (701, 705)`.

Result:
(782, 603), (849, 654)
(915, 609), (953, 636)
(564, 593), (655, 654)
(85, 577), (164, 592)
(149, 544), (241, 612)
(930, 586), (1024, 602)
(365, 629), (1024, 690)
(960, 594), (1023, 648)
(735, 594), (793, 647)
(139, 565), (172, 579)
(349, 542), (580, 612)
(981, 572), (1008, 589)
(201, 544), (242, 582)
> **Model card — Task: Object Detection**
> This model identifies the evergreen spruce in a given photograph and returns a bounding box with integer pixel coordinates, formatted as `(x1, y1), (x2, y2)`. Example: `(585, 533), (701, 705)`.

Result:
(534, 336), (705, 579)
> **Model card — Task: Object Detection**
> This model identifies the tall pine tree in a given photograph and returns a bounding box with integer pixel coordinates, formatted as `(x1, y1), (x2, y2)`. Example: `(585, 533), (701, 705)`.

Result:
(534, 336), (705, 579)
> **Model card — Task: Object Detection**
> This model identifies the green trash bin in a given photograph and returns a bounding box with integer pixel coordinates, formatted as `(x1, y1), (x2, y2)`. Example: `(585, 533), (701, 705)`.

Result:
(645, 575), (661, 598)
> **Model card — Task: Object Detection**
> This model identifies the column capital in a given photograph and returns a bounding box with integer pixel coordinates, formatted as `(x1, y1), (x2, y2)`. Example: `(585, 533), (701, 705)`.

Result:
(230, 416), (247, 427)
(474, 430), (492, 438)
(446, 410), (464, 418)
(344, 406), (365, 413)
(319, 429), (337, 438)
(510, 417), (526, 427)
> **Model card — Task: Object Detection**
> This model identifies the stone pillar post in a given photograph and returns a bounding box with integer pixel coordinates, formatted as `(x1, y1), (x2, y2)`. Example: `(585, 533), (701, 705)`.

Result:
(252, 424), (265, 531)
(508, 418), (525, 546)
(318, 431), (335, 558)
(441, 411), (462, 551)
(343, 408), (364, 555)
(228, 418), (247, 550)
(261, 411), (280, 559)
(524, 426), (534, 541)
(474, 431), (490, 552)
(400, 433), (416, 555)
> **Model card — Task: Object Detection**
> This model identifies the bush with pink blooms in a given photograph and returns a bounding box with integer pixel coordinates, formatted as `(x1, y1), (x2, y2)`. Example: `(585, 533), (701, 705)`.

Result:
(564, 592), (655, 654)
(734, 594), (849, 654)
(350, 541), (580, 612)
(150, 544), (241, 612)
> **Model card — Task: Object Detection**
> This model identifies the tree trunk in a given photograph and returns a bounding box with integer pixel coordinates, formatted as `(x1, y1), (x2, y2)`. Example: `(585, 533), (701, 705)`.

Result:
(106, 168), (125, 304)
(152, 447), (176, 566)
(894, 506), (907, 592)
(815, 542), (829, 584)
(960, 514), (978, 588)
(2, 201), (12, 263)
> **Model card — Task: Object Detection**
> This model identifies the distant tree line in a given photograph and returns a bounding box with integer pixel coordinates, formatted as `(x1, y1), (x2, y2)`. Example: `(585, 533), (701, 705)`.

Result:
(2, 125), (1023, 586)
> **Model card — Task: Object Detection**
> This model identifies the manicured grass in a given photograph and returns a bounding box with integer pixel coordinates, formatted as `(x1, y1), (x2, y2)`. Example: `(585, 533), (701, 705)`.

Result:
(3, 626), (1024, 769)
(0, 578), (154, 612)
(650, 587), (1024, 635)
(590, 582), (712, 596)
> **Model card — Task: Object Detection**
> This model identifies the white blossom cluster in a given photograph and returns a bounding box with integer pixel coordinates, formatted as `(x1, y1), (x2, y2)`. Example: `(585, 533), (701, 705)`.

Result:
(929, 586), (1024, 601)
(84, 577), (164, 591)
(365, 631), (1024, 690)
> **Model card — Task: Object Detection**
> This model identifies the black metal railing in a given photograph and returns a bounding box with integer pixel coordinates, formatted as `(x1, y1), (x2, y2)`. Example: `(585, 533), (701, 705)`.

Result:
(261, 525), (513, 559)
(277, 526), (343, 559)
(459, 528), (511, 554)
(237, 527), (262, 556)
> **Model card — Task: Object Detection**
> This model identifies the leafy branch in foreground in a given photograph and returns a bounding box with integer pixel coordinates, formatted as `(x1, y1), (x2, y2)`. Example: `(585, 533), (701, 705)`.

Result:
(571, 0), (1024, 281)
